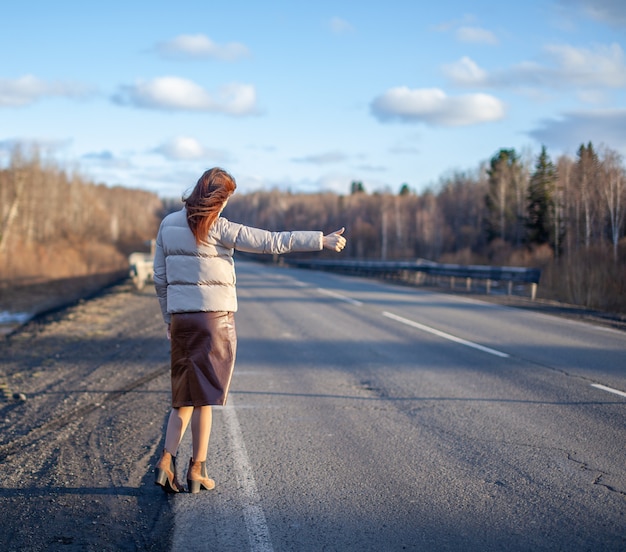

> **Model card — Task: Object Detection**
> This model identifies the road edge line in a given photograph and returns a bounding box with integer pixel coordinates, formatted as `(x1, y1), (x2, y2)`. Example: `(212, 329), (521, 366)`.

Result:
(223, 397), (274, 552)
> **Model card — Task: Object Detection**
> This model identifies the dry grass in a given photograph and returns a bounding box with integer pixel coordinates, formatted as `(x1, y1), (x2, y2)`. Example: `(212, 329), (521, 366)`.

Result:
(0, 239), (130, 328)
(1, 238), (127, 282)
(540, 250), (626, 313)
(439, 242), (625, 315)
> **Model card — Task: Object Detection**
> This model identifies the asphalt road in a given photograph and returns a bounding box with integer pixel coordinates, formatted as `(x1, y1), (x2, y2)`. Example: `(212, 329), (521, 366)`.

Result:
(1, 259), (624, 551)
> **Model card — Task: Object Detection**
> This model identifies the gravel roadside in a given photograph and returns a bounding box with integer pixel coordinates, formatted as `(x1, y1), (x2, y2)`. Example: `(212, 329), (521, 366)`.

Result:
(0, 281), (175, 551)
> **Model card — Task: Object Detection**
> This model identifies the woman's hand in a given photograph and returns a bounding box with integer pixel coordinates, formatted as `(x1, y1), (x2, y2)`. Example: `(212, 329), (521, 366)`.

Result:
(323, 227), (346, 252)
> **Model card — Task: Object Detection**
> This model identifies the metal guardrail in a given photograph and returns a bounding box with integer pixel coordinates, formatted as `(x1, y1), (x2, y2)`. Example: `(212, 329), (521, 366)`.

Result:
(284, 258), (541, 299)
(126, 250), (541, 298)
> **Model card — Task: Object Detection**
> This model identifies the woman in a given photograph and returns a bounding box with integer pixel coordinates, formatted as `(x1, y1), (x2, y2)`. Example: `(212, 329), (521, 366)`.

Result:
(153, 167), (346, 494)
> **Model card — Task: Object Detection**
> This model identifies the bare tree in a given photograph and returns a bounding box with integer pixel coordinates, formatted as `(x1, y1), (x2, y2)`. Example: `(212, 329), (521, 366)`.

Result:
(600, 147), (626, 261)
(574, 143), (602, 249)
(485, 149), (523, 244)
(0, 144), (162, 280)
(0, 167), (24, 255)
(556, 155), (574, 256)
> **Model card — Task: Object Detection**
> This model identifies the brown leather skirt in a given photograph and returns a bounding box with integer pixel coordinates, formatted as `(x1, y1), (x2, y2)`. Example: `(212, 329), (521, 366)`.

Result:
(170, 311), (237, 407)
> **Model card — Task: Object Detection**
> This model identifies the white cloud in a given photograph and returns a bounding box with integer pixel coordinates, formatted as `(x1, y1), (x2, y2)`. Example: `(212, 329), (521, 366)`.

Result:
(433, 16), (497, 44)
(564, 0), (626, 28)
(83, 150), (115, 161)
(528, 109), (626, 153)
(445, 43), (626, 92)
(456, 26), (498, 45)
(356, 163), (387, 172)
(370, 87), (505, 126)
(154, 136), (230, 162)
(543, 43), (626, 87)
(113, 77), (259, 115)
(442, 56), (488, 86)
(156, 34), (250, 61)
(576, 89), (609, 103)
(81, 150), (132, 169)
(328, 17), (354, 34)
(156, 137), (204, 160)
(292, 151), (348, 165)
(0, 75), (91, 107)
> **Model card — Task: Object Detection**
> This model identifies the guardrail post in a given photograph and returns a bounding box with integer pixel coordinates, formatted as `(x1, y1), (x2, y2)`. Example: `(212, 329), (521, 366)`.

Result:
(466, 277), (471, 291)
(508, 281), (513, 295)
(531, 283), (537, 301)
(486, 279), (491, 294)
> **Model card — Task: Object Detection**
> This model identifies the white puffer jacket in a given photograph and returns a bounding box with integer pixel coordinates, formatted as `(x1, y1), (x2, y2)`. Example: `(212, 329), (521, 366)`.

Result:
(153, 208), (323, 323)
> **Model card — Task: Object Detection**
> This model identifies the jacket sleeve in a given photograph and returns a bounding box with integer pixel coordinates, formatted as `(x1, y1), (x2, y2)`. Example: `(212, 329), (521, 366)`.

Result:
(153, 224), (170, 324)
(217, 218), (323, 254)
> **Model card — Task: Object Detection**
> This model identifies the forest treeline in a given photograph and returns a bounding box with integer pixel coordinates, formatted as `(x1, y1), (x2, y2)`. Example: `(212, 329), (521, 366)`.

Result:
(223, 142), (626, 312)
(0, 146), (162, 283)
(1, 142), (625, 313)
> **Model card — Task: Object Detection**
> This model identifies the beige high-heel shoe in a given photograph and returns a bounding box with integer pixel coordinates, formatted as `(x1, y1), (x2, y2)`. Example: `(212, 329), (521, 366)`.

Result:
(186, 458), (215, 493)
(154, 450), (183, 493)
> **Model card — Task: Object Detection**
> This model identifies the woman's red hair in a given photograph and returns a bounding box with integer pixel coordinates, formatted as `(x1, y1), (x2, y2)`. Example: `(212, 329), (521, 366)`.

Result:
(184, 168), (237, 244)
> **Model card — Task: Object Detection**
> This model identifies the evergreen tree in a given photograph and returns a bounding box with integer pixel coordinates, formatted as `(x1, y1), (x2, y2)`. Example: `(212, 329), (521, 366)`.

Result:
(350, 180), (365, 194)
(526, 145), (563, 251)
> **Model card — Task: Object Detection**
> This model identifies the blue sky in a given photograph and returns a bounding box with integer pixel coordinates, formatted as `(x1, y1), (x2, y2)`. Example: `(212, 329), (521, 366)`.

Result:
(1, 0), (625, 198)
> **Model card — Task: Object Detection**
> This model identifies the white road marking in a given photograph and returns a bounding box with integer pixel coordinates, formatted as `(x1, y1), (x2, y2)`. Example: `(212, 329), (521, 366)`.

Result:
(170, 437), (212, 552)
(317, 288), (363, 306)
(591, 383), (626, 398)
(382, 311), (510, 358)
(223, 397), (274, 552)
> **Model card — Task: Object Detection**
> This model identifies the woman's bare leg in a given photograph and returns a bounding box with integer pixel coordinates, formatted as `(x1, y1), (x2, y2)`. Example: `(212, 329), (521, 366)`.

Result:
(191, 405), (212, 462)
(164, 406), (193, 455)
